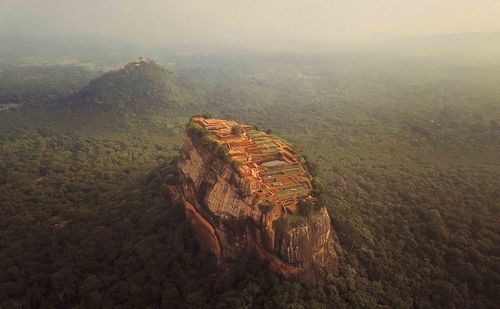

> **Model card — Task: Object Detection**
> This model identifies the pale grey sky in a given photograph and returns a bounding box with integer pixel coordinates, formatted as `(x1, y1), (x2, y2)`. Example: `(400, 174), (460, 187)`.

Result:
(1, 0), (500, 49)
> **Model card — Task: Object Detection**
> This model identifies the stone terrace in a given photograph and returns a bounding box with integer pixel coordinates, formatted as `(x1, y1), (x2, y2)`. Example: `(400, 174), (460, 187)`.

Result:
(192, 116), (314, 212)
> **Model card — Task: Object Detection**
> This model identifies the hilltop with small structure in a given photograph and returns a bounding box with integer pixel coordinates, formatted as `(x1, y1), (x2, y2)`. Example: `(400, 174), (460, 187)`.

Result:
(67, 58), (195, 110)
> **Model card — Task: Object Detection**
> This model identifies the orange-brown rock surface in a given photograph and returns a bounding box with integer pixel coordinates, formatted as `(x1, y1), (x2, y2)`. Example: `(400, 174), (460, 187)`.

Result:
(173, 117), (339, 283)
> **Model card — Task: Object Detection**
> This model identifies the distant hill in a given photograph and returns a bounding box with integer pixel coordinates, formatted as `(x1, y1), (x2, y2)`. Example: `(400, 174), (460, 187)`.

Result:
(0, 58), (203, 132)
(68, 58), (198, 111)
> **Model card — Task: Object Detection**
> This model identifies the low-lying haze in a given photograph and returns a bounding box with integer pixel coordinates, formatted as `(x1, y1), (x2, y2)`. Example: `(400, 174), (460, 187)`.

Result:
(1, 0), (500, 51)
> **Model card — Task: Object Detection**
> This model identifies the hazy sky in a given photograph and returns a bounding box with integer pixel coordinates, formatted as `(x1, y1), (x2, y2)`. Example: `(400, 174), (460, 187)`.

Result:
(1, 0), (500, 49)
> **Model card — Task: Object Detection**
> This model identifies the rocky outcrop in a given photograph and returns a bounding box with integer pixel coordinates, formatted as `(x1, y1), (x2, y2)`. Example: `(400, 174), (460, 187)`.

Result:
(173, 123), (339, 283)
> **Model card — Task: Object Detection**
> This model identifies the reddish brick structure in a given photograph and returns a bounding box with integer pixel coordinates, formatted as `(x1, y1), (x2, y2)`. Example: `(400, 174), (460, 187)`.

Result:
(192, 116), (314, 212)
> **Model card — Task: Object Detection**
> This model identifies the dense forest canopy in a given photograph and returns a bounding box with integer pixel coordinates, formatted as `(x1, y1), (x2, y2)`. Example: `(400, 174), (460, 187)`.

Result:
(0, 42), (499, 308)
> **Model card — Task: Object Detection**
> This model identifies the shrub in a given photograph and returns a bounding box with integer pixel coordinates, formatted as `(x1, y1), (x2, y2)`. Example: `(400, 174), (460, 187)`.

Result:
(275, 216), (291, 233)
(216, 146), (227, 159)
(231, 126), (242, 136)
(259, 201), (274, 213)
(297, 200), (314, 217)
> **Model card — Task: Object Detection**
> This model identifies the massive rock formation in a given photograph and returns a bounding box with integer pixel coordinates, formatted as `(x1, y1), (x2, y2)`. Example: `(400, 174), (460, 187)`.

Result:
(171, 117), (338, 283)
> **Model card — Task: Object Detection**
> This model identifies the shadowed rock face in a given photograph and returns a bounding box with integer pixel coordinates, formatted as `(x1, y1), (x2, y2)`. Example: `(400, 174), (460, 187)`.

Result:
(174, 122), (339, 283)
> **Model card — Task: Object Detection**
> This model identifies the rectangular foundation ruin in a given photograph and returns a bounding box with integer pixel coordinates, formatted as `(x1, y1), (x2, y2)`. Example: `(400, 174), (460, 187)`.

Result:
(192, 116), (314, 212)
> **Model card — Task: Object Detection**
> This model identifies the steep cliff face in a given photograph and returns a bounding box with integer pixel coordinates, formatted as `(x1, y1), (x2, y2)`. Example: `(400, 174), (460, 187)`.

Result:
(174, 118), (339, 283)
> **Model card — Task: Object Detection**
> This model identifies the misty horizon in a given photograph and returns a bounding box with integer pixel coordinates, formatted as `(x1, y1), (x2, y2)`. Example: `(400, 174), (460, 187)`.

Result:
(1, 0), (500, 52)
